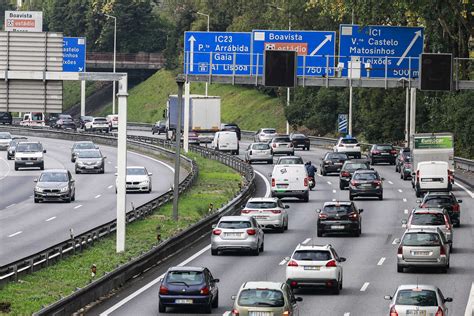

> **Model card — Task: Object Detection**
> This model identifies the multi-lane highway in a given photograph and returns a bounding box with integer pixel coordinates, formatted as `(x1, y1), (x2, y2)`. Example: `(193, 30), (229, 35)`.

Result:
(0, 135), (182, 265)
(90, 134), (474, 316)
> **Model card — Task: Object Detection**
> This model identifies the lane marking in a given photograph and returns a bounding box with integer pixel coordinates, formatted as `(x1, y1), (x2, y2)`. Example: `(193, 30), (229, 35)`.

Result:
(360, 282), (370, 292)
(454, 182), (474, 199)
(302, 238), (311, 245)
(254, 169), (271, 198)
(100, 244), (211, 316)
(107, 185), (113, 189)
(327, 181), (332, 185)
(45, 216), (56, 222)
(464, 282), (474, 316)
(279, 259), (287, 266)
(403, 198), (407, 202)
(332, 198), (336, 201)
(0, 157), (11, 181)
(344, 313), (350, 316)
(404, 209), (409, 214)
(107, 161), (112, 164)
(74, 205), (82, 209)
(129, 151), (174, 173)
(95, 194), (101, 199)
(317, 174), (322, 177)
(6, 203), (16, 209)
(8, 231), (22, 238)
(398, 189), (403, 193)
(332, 189), (336, 194)
(388, 180), (394, 184)
(392, 239), (398, 245)
(377, 257), (386, 266)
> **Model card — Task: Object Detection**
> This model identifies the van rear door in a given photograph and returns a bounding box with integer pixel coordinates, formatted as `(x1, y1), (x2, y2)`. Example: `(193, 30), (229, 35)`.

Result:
(419, 162), (448, 190)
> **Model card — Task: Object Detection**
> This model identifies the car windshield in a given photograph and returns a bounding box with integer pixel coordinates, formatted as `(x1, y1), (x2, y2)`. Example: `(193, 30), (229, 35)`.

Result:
(77, 150), (101, 158)
(411, 213), (445, 226)
(327, 153), (347, 160)
(292, 134), (306, 138)
(424, 197), (453, 205)
(74, 143), (95, 150)
(127, 168), (147, 175)
(375, 145), (393, 150)
(218, 221), (251, 229)
(17, 143), (41, 152)
(262, 129), (276, 134)
(341, 138), (358, 144)
(402, 233), (441, 246)
(166, 271), (204, 286)
(274, 137), (291, 143)
(83, 116), (93, 121)
(238, 289), (285, 307)
(252, 144), (270, 150)
(246, 201), (278, 209)
(293, 250), (331, 261)
(323, 205), (351, 214)
(278, 157), (304, 164)
(39, 172), (68, 182)
(0, 133), (11, 139)
(31, 113), (43, 120)
(395, 289), (438, 306)
(344, 163), (368, 171)
(353, 173), (378, 180)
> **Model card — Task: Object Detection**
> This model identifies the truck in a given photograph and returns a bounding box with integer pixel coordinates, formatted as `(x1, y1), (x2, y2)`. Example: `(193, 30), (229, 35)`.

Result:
(165, 95), (221, 142)
(411, 133), (455, 197)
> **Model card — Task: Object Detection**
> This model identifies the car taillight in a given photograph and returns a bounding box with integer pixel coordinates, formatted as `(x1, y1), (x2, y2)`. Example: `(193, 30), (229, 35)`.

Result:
(200, 286), (209, 295)
(348, 212), (358, 220)
(287, 260), (298, 267)
(452, 204), (460, 213)
(372, 150), (380, 155)
(350, 180), (357, 186)
(241, 209), (251, 214)
(290, 281), (298, 287)
(271, 209), (282, 214)
(390, 150), (397, 154)
(304, 177), (308, 186)
(397, 246), (403, 255)
(356, 144), (360, 147)
(374, 180), (382, 186)
(232, 309), (240, 316)
(246, 229), (256, 235)
(159, 285), (169, 295)
(271, 178), (275, 187)
(326, 260), (337, 267)
(282, 311), (291, 316)
(338, 144), (344, 147)
(319, 213), (328, 219)
(444, 216), (452, 230)
(390, 306), (398, 316)
(435, 307), (444, 316)
(440, 245), (446, 256)
(341, 171), (350, 177)
(273, 143), (276, 148)
(212, 229), (222, 235)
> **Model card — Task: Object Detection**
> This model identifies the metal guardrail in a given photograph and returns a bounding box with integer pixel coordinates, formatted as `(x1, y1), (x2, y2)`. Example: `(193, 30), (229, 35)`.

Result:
(0, 126), (196, 287)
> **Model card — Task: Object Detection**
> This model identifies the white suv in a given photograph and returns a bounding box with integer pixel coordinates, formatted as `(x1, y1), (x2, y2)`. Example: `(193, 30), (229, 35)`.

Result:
(241, 197), (289, 232)
(333, 136), (361, 158)
(285, 244), (346, 294)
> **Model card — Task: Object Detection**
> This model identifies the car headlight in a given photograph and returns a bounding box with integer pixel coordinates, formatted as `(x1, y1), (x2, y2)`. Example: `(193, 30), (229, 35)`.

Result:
(60, 186), (69, 193)
(15, 156), (21, 161)
(35, 187), (43, 193)
(37, 156), (43, 161)
(140, 180), (150, 185)
(8, 150), (13, 154)
(76, 161), (84, 166)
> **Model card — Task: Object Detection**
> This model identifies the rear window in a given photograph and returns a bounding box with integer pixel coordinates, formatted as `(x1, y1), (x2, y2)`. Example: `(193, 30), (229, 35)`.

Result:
(424, 197), (454, 205)
(262, 129), (276, 134)
(353, 172), (378, 180)
(238, 289), (284, 307)
(341, 138), (358, 144)
(252, 144), (270, 150)
(0, 133), (11, 139)
(274, 137), (291, 143)
(292, 134), (306, 139)
(323, 205), (352, 214)
(166, 271), (204, 286)
(411, 213), (446, 226)
(395, 289), (438, 306)
(246, 202), (277, 209)
(94, 118), (107, 123)
(327, 153), (347, 160)
(218, 221), (251, 229)
(344, 163), (369, 171)
(375, 145), (393, 150)
(278, 157), (304, 164)
(293, 250), (331, 261)
(402, 233), (441, 246)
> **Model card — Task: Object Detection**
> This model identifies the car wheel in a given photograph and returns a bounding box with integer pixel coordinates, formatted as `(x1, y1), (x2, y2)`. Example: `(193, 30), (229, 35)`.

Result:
(34, 198), (39, 203)
(317, 229), (323, 237)
(14, 165), (18, 171)
(71, 192), (75, 201)
(339, 277), (343, 290)
(75, 169), (80, 174)
(40, 162), (44, 170)
(278, 226), (285, 233)
(378, 194), (383, 200)
(302, 192), (309, 202)
(158, 301), (166, 313)
(333, 283), (340, 295)
(211, 248), (218, 256)
(252, 247), (260, 256)
(212, 292), (219, 308)
(349, 194), (354, 201)
(454, 221), (460, 228)
(259, 241), (264, 252)
(284, 220), (288, 231)
(322, 169), (327, 176)
(203, 301), (212, 314)
(397, 265), (404, 273)
(100, 168), (105, 174)
(7, 156), (10, 160)
(339, 183), (344, 190)
(354, 227), (361, 237)
(441, 267), (448, 274)
(267, 159), (273, 164)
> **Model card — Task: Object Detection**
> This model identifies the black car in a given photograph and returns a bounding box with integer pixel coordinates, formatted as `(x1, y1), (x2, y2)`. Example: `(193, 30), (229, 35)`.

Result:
(419, 191), (463, 227)
(290, 133), (310, 150)
(316, 201), (363, 237)
(368, 144), (397, 165)
(400, 160), (412, 180)
(320, 152), (348, 175)
(349, 169), (384, 200)
(55, 115), (77, 131)
(6, 137), (27, 160)
(45, 113), (60, 127)
(395, 148), (411, 172)
(152, 120), (166, 135)
(221, 123), (241, 140)
(0, 112), (13, 125)
(159, 266), (219, 313)
(76, 115), (93, 130)
(339, 159), (370, 190)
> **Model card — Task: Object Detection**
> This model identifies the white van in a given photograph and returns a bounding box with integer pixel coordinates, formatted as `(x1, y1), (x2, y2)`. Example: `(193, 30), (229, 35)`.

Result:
(20, 112), (45, 127)
(414, 161), (451, 197)
(211, 131), (239, 155)
(271, 164), (309, 202)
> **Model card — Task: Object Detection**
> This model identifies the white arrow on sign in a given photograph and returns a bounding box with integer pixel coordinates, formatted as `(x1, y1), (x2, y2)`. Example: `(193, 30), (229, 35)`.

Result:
(188, 35), (196, 72)
(396, 30), (422, 66)
(78, 67), (83, 71)
(309, 34), (332, 56)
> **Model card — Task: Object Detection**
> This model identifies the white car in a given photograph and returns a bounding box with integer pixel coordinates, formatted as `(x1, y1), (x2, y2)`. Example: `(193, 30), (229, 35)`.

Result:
(384, 284), (452, 316)
(84, 117), (109, 132)
(244, 142), (273, 164)
(106, 114), (119, 131)
(333, 136), (361, 158)
(241, 197), (289, 232)
(116, 166), (152, 193)
(255, 128), (277, 142)
(0, 132), (12, 150)
(14, 141), (46, 170)
(211, 131), (239, 155)
(285, 244), (346, 294)
(271, 164), (309, 202)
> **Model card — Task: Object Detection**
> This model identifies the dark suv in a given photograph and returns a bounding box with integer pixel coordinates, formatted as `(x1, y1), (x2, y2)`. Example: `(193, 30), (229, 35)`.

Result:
(395, 147), (411, 172)
(339, 159), (370, 190)
(320, 152), (349, 175)
(419, 192), (463, 227)
(316, 201), (363, 237)
(221, 123), (241, 140)
(0, 112), (12, 125)
(368, 144), (397, 165)
(349, 169), (384, 200)
(158, 266), (219, 313)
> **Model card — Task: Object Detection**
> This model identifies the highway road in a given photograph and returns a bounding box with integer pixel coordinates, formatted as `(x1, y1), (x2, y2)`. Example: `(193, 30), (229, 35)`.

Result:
(0, 134), (182, 265)
(89, 134), (474, 316)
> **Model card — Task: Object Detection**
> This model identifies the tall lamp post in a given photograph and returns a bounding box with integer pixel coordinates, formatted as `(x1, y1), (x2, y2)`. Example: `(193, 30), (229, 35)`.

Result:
(105, 14), (117, 114)
(196, 11), (210, 96)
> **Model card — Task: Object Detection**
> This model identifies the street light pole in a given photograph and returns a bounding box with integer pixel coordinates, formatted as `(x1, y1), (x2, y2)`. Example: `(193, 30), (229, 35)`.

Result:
(105, 14), (117, 114)
(197, 12), (210, 96)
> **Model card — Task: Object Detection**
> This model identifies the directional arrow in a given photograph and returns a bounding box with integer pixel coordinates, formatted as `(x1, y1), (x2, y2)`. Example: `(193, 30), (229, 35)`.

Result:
(396, 30), (422, 66)
(78, 67), (83, 72)
(188, 35), (196, 72)
(309, 35), (332, 56)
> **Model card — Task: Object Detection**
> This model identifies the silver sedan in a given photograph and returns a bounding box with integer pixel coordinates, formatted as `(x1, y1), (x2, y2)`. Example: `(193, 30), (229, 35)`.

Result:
(244, 142), (273, 164)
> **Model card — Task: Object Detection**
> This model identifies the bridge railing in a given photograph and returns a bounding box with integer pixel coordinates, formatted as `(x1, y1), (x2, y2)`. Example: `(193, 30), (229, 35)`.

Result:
(86, 52), (165, 65)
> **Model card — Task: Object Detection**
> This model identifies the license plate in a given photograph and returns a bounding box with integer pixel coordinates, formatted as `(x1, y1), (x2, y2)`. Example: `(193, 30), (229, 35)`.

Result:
(255, 216), (268, 219)
(413, 251), (430, 256)
(335, 162), (342, 165)
(381, 152), (389, 155)
(47, 193), (59, 196)
(361, 184), (372, 187)
(175, 299), (193, 304)
(225, 232), (241, 237)
(277, 184), (288, 188)
(249, 312), (273, 316)
(406, 310), (426, 316)
(331, 225), (344, 230)
(85, 166), (95, 169)
(26, 162), (33, 165)
(304, 266), (320, 270)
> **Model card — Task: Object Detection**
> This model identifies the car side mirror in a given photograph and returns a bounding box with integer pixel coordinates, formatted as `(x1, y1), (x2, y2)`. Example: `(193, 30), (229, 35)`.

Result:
(231, 295), (236, 300)
(458, 200), (462, 203)
(444, 297), (453, 303)
(296, 297), (303, 302)
(316, 209), (321, 213)
(114, 173), (118, 176)
(212, 278), (220, 283)
(148, 173), (153, 176)
(358, 208), (363, 213)
(384, 295), (392, 300)
(338, 257), (346, 262)
(394, 238), (401, 244)
(285, 205), (289, 209)
(33, 179), (38, 183)
(43, 149), (46, 153)
(103, 156), (107, 159)
(212, 224), (216, 229)
(284, 256), (290, 261)
(416, 199), (421, 204)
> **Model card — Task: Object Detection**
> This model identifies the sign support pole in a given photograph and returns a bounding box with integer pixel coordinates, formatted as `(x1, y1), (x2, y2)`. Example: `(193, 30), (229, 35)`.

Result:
(409, 87), (416, 149)
(80, 80), (86, 117)
(348, 85), (353, 136)
(183, 81), (190, 153)
(405, 87), (410, 147)
(286, 88), (290, 134)
(173, 81), (184, 221)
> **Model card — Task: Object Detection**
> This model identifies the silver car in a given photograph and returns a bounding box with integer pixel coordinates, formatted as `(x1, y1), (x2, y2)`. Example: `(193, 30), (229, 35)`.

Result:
(255, 128), (277, 142)
(75, 149), (106, 174)
(211, 216), (264, 256)
(241, 197), (289, 232)
(269, 135), (294, 155)
(0, 132), (12, 150)
(402, 207), (453, 245)
(244, 142), (273, 164)
(397, 228), (450, 273)
(385, 284), (452, 316)
(71, 141), (98, 162)
(276, 156), (304, 165)
(34, 169), (76, 203)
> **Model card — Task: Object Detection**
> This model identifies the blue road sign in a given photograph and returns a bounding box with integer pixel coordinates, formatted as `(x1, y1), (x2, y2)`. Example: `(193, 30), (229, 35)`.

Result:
(184, 32), (252, 75)
(339, 25), (423, 78)
(338, 114), (348, 133)
(252, 30), (336, 77)
(63, 37), (86, 72)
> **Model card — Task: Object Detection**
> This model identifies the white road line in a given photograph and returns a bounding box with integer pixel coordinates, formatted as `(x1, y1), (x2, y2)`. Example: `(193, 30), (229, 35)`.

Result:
(107, 185), (113, 189)
(6, 203), (16, 209)
(360, 282), (370, 292)
(332, 198), (336, 201)
(254, 169), (271, 198)
(0, 157), (11, 181)
(100, 245), (211, 316)
(317, 174), (322, 177)
(377, 257), (386, 266)
(388, 180), (394, 184)
(404, 209), (409, 214)
(344, 313), (350, 316)
(129, 151), (175, 173)
(403, 198), (407, 202)
(332, 189), (336, 194)
(107, 161), (112, 164)
(74, 204), (82, 209)
(279, 259), (287, 266)
(45, 216), (56, 222)
(392, 239), (398, 245)
(455, 182), (474, 199)
(398, 189), (403, 193)
(464, 282), (474, 316)
(95, 194), (101, 199)
(327, 181), (332, 185)
(8, 231), (22, 238)
(302, 238), (311, 245)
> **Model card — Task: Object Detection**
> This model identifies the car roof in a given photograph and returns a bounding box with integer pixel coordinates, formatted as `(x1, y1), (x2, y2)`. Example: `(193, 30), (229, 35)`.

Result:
(412, 207), (446, 214)
(127, 166), (146, 169)
(345, 159), (368, 163)
(405, 227), (440, 233)
(248, 197), (279, 202)
(41, 169), (68, 173)
(74, 141), (94, 144)
(353, 169), (377, 174)
(219, 215), (252, 221)
(241, 281), (284, 290)
(424, 191), (452, 197)
(18, 141), (41, 144)
(396, 284), (439, 291)
(295, 244), (331, 251)
(323, 201), (352, 207)
(374, 143), (393, 146)
(93, 117), (106, 119)
(251, 142), (270, 145)
(168, 266), (205, 272)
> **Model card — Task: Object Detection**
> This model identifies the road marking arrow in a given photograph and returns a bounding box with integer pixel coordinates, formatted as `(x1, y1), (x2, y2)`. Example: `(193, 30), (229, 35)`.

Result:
(396, 30), (422, 66)
(309, 34), (332, 56)
(188, 35), (196, 72)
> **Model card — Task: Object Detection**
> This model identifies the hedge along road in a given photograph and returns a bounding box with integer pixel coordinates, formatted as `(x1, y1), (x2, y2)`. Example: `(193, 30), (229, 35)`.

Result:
(0, 135), (183, 266)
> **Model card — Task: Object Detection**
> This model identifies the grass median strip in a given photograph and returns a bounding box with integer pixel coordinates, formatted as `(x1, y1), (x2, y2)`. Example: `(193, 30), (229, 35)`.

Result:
(0, 153), (241, 315)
